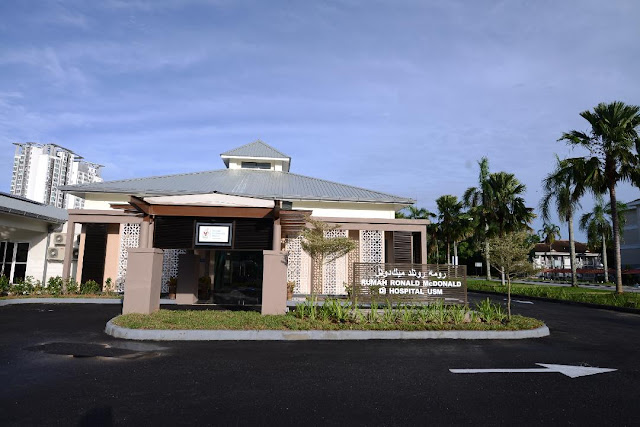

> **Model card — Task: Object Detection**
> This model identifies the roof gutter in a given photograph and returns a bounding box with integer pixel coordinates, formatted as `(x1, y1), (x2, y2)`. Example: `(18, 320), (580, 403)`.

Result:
(0, 206), (67, 223)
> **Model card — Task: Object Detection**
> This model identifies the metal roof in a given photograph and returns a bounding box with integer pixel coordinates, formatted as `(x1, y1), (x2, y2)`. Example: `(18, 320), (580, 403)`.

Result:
(61, 169), (414, 204)
(220, 140), (290, 159)
(0, 192), (68, 223)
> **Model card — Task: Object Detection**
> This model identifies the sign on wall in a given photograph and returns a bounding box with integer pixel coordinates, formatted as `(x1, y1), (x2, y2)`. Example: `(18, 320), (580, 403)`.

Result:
(352, 263), (467, 304)
(195, 222), (232, 246)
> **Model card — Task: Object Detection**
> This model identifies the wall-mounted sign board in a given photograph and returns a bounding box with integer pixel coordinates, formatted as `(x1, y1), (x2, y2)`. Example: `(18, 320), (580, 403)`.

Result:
(195, 222), (232, 246)
(352, 263), (467, 304)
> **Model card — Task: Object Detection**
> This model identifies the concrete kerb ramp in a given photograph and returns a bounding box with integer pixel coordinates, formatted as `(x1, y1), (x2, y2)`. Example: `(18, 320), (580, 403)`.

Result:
(105, 319), (550, 341)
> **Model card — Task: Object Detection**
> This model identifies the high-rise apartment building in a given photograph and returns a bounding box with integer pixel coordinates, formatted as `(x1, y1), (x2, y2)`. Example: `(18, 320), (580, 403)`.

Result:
(10, 143), (103, 209)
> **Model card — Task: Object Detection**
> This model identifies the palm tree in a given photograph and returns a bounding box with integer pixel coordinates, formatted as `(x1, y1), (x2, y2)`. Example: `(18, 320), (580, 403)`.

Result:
(538, 223), (561, 245)
(540, 157), (587, 287)
(580, 198), (628, 283)
(560, 101), (640, 293)
(538, 222), (561, 278)
(396, 206), (436, 263)
(486, 172), (536, 237)
(451, 212), (474, 265)
(463, 157), (493, 279)
(484, 171), (535, 285)
(579, 197), (611, 282)
(396, 206), (436, 220)
(436, 195), (464, 265)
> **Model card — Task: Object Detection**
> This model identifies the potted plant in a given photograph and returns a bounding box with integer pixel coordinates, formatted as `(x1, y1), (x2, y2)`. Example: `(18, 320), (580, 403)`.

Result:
(286, 281), (296, 300)
(168, 277), (177, 299)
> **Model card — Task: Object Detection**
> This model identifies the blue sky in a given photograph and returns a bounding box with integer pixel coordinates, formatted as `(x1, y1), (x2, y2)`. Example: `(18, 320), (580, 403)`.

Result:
(1, 0), (639, 240)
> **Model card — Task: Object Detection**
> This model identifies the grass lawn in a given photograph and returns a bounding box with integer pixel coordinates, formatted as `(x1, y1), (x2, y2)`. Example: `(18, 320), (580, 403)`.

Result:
(113, 309), (543, 331)
(468, 279), (640, 309)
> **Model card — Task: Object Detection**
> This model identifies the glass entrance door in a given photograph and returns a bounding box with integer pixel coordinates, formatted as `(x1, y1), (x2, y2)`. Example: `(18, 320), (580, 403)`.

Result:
(213, 251), (263, 305)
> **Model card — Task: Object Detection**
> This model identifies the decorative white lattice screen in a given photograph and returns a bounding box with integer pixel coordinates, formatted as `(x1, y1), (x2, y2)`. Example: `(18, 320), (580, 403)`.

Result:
(359, 230), (384, 263)
(161, 249), (187, 293)
(116, 223), (140, 292)
(322, 229), (349, 295)
(285, 236), (311, 294)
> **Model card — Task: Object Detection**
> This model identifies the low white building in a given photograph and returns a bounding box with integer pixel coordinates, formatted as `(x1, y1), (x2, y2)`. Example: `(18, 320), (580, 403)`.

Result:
(532, 240), (602, 280)
(0, 192), (77, 284)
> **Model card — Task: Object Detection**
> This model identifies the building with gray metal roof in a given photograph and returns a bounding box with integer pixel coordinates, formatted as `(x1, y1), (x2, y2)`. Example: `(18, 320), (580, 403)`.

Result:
(62, 141), (413, 205)
(0, 192), (67, 223)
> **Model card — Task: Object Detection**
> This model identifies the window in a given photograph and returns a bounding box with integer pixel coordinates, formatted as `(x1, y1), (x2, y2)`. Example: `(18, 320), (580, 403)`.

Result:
(241, 162), (271, 170)
(0, 242), (29, 283)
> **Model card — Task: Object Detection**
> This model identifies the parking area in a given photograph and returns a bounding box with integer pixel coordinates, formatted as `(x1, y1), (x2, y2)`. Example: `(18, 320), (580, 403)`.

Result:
(1, 294), (639, 425)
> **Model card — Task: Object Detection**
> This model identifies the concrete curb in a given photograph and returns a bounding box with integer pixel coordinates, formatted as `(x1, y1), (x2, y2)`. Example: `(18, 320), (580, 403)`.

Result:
(0, 298), (178, 306)
(0, 298), (123, 306)
(105, 319), (550, 341)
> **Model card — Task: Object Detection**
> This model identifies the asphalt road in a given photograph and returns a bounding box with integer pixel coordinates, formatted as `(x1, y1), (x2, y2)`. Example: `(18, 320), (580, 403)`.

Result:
(1, 295), (639, 426)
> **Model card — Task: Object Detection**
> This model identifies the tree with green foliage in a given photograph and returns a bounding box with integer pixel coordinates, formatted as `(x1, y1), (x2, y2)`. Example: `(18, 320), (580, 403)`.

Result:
(540, 157), (587, 287)
(485, 171), (535, 285)
(463, 157), (493, 279)
(486, 231), (538, 319)
(396, 206), (437, 263)
(486, 172), (536, 236)
(560, 101), (640, 293)
(538, 223), (561, 245)
(301, 219), (357, 295)
(579, 197), (628, 283)
(396, 206), (436, 220)
(436, 195), (465, 265)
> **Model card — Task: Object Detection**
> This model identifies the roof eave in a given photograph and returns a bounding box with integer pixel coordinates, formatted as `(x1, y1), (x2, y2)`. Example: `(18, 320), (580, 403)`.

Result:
(0, 206), (67, 223)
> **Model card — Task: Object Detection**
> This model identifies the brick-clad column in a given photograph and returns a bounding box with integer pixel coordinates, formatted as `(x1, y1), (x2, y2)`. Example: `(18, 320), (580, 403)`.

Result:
(122, 248), (164, 314)
(261, 250), (287, 315)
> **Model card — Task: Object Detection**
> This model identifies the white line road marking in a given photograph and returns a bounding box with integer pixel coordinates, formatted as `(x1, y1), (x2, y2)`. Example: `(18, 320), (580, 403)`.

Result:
(450, 363), (617, 378)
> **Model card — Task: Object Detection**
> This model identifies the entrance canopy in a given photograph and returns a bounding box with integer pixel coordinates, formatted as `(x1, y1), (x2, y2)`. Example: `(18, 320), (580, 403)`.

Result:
(143, 193), (275, 208)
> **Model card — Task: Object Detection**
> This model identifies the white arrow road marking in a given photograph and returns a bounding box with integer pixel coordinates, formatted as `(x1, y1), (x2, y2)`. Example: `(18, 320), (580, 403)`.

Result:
(450, 363), (617, 378)
(502, 298), (533, 304)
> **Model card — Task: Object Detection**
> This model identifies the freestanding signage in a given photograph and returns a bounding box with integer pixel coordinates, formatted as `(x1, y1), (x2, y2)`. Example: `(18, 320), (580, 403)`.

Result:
(352, 263), (467, 304)
(195, 222), (233, 246)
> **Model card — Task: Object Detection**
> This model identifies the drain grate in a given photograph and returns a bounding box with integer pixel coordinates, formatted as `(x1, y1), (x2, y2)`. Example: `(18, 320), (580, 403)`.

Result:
(26, 342), (152, 359)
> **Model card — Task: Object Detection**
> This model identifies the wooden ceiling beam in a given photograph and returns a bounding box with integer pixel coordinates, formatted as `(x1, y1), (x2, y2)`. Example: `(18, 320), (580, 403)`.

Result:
(146, 205), (275, 218)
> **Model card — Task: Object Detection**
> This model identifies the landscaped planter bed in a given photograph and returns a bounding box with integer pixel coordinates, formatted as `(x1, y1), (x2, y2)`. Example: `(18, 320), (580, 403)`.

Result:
(112, 298), (544, 332)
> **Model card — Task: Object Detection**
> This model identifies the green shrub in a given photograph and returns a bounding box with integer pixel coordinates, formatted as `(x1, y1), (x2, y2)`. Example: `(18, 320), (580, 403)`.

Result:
(0, 275), (9, 295)
(12, 277), (39, 295)
(447, 304), (467, 324)
(47, 276), (64, 295)
(65, 278), (79, 294)
(475, 298), (507, 323)
(80, 280), (101, 294)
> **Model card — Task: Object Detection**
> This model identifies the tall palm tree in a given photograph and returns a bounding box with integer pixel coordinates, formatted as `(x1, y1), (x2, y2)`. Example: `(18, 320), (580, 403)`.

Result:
(579, 197), (611, 282)
(538, 222), (561, 278)
(463, 157), (493, 279)
(436, 195), (464, 265)
(485, 171), (535, 285)
(538, 223), (561, 245)
(396, 206), (436, 220)
(560, 101), (640, 293)
(540, 157), (587, 287)
(451, 212), (474, 265)
(580, 198), (628, 283)
(396, 206), (436, 263)
(486, 172), (536, 236)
